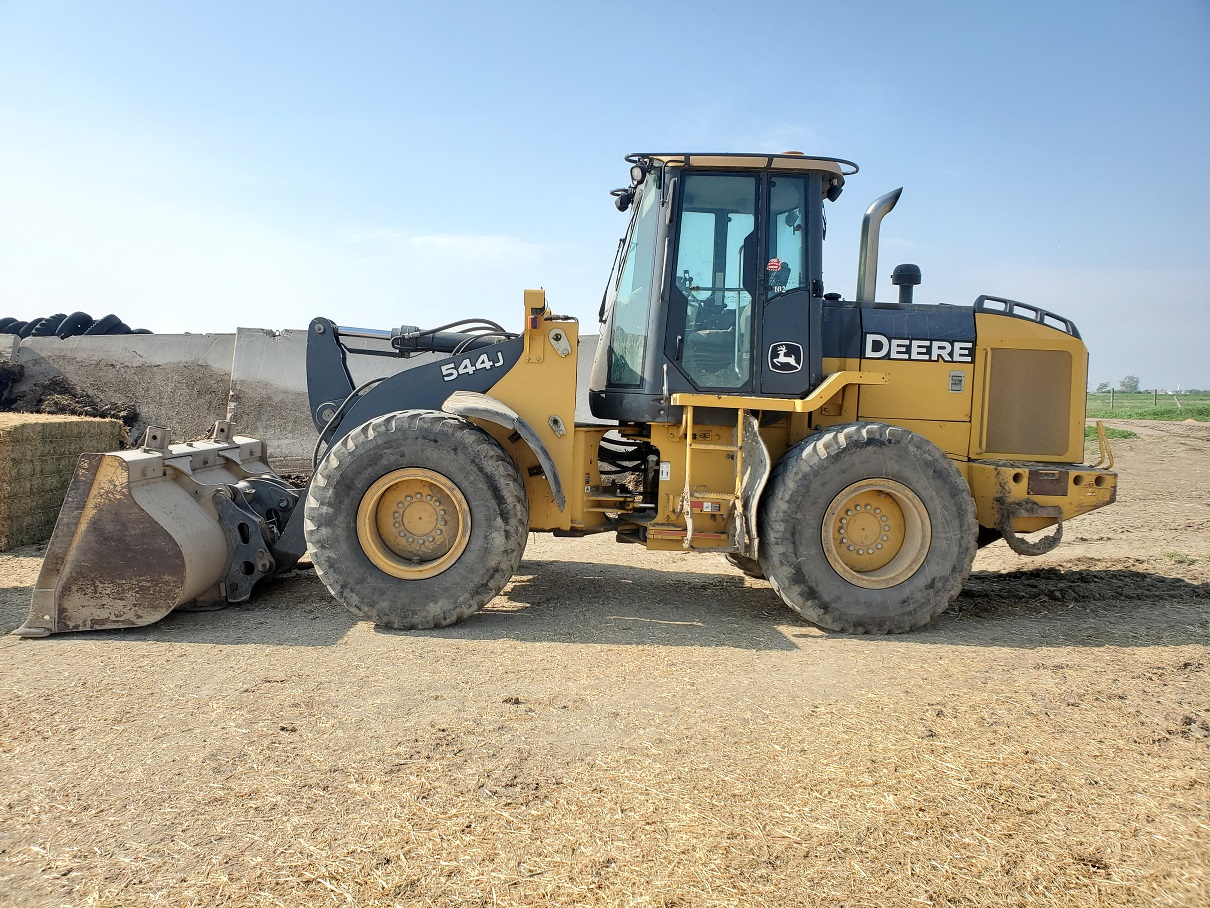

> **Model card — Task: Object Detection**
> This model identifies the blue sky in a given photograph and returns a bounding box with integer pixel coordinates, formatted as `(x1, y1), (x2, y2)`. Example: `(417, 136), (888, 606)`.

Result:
(1, 0), (1207, 389)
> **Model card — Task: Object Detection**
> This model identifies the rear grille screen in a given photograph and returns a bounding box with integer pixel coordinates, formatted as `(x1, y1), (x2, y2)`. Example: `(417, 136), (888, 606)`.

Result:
(985, 348), (1072, 456)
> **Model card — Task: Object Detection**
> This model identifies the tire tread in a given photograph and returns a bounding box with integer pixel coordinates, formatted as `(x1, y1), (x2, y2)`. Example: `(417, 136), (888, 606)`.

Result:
(305, 410), (528, 629)
(759, 422), (977, 634)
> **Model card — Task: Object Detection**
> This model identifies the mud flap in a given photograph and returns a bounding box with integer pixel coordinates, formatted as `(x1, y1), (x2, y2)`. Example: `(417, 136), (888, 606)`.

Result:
(737, 413), (770, 560)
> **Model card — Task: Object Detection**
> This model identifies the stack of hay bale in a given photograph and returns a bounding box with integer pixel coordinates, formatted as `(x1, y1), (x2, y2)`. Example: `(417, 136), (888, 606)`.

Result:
(0, 413), (123, 551)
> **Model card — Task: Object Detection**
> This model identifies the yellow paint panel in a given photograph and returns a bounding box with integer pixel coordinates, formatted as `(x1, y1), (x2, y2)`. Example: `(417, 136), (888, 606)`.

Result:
(858, 359), (973, 423)
(470, 292), (580, 531)
(570, 426), (611, 531)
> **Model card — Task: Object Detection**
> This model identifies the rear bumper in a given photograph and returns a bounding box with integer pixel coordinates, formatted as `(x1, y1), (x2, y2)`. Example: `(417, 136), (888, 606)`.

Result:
(965, 461), (1117, 533)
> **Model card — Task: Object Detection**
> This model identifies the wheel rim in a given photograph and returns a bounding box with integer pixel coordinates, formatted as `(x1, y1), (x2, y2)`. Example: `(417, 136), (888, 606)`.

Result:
(356, 468), (471, 579)
(821, 479), (931, 589)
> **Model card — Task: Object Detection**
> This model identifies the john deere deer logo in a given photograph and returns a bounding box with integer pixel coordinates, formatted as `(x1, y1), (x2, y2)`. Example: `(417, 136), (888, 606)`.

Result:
(769, 342), (803, 373)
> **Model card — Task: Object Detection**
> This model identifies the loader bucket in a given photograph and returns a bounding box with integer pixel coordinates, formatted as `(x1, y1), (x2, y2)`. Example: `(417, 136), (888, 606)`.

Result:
(14, 424), (303, 637)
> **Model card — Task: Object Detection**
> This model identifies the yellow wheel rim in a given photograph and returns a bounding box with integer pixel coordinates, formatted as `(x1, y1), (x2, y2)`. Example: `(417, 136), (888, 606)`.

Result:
(356, 468), (471, 579)
(821, 479), (931, 589)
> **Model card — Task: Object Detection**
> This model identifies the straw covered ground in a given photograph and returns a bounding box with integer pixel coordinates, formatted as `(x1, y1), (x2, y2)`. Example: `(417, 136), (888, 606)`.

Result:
(1, 421), (1208, 907)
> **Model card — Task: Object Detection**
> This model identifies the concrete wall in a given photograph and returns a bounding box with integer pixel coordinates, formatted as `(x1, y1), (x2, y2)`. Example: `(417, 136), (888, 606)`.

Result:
(226, 328), (438, 473)
(6, 329), (605, 475)
(15, 332), (235, 442)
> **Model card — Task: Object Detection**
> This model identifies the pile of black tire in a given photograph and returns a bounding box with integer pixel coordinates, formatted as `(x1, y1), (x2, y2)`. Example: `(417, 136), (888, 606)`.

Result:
(0, 313), (151, 338)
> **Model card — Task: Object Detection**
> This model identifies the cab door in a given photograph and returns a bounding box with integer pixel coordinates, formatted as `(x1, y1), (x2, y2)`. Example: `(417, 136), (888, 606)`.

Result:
(663, 172), (760, 393)
(759, 173), (823, 395)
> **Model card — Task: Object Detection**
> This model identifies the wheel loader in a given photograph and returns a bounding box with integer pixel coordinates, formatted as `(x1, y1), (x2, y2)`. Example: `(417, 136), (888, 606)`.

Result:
(15, 152), (1119, 638)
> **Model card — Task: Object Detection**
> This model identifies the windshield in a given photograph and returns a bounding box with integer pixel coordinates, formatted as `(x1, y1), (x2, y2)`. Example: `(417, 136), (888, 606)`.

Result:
(605, 175), (662, 387)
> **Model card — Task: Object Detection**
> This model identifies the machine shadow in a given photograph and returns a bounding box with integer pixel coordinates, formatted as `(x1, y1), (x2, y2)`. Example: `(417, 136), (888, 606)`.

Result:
(0, 587), (37, 636)
(389, 558), (809, 651)
(5, 562), (1206, 651)
(0, 569), (358, 647)
(917, 567), (1210, 648)
(428, 562), (1210, 652)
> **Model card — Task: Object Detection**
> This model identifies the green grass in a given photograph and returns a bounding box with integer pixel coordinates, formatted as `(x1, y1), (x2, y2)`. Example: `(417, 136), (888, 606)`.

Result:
(1083, 424), (1135, 461)
(1086, 391), (1210, 421)
(1083, 425), (1137, 440)
(1164, 551), (1200, 565)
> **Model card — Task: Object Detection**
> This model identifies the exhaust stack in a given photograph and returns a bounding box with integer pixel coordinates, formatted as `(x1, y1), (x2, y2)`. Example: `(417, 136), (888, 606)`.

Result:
(855, 188), (903, 304)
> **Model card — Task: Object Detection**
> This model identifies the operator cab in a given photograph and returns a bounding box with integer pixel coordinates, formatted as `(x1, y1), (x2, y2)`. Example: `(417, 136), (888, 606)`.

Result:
(590, 152), (856, 425)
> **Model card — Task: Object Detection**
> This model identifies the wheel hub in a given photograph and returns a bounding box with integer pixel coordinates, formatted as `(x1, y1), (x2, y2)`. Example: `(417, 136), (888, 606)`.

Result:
(821, 479), (931, 589)
(356, 469), (471, 579)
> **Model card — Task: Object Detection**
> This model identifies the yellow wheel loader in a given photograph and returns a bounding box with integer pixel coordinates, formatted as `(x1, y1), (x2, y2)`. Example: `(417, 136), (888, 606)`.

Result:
(16, 152), (1118, 637)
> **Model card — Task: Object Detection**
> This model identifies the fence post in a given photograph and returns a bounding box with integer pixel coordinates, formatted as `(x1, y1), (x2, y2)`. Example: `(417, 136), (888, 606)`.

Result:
(1153, 389), (1158, 406)
(1110, 388), (1114, 410)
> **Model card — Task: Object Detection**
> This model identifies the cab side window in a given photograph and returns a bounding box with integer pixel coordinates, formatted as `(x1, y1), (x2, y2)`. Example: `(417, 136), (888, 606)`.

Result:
(767, 177), (808, 300)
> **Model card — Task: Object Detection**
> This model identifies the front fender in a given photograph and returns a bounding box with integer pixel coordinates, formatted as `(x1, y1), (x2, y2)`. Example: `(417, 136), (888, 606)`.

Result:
(441, 390), (566, 512)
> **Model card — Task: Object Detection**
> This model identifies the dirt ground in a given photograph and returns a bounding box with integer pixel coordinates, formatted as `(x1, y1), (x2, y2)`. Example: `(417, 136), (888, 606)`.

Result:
(1, 421), (1208, 907)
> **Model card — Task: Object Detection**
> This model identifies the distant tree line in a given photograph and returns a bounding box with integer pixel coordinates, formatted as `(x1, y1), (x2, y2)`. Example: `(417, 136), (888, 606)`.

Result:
(1091, 377), (1205, 394)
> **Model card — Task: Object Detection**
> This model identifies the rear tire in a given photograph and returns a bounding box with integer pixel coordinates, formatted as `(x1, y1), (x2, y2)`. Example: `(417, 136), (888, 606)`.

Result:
(758, 422), (976, 633)
(304, 410), (528, 629)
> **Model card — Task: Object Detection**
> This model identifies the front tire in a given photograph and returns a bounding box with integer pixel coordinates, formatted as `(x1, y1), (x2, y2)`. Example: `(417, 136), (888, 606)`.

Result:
(758, 422), (976, 633)
(305, 410), (528, 629)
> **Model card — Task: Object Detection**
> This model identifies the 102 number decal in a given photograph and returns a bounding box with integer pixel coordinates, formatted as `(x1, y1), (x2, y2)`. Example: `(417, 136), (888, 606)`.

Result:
(440, 351), (506, 382)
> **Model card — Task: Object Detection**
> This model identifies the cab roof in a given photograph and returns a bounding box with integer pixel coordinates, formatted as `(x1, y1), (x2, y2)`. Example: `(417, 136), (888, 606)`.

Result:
(629, 152), (858, 176)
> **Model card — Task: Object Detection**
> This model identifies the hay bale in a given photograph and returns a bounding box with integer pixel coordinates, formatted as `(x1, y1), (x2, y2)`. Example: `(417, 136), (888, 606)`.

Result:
(0, 413), (122, 551)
